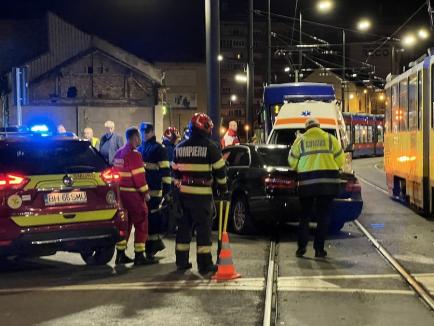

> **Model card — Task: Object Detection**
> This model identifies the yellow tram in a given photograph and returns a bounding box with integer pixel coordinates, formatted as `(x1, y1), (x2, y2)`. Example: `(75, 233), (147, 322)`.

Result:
(384, 54), (432, 214)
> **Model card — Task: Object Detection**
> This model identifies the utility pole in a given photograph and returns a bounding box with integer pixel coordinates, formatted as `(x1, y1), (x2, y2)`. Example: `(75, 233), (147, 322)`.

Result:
(247, 0), (254, 131)
(296, 12), (302, 82)
(267, 0), (271, 84)
(341, 30), (346, 112)
(205, 0), (220, 140)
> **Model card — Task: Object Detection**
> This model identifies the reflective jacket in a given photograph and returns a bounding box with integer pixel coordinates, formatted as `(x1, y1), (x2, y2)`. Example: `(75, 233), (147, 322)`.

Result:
(162, 138), (176, 163)
(288, 127), (345, 197)
(90, 137), (100, 148)
(113, 143), (149, 195)
(172, 131), (228, 196)
(138, 136), (171, 198)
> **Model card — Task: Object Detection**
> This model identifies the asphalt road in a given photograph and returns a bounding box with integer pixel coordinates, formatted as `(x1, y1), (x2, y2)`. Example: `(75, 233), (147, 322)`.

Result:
(1, 157), (434, 325)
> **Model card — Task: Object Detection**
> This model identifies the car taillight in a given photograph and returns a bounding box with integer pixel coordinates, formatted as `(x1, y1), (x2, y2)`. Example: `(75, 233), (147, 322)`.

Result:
(265, 176), (296, 190)
(101, 168), (121, 184)
(0, 173), (29, 190)
(345, 180), (361, 193)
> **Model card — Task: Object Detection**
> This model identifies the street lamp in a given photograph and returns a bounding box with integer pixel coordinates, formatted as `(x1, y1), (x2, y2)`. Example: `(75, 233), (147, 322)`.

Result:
(230, 94), (237, 102)
(244, 124), (250, 142)
(217, 54), (224, 62)
(402, 34), (417, 48)
(418, 28), (430, 40)
(357, 19), (372, 31)
(317, 0), (334, 13)
(284, 67), (290, 72)
(235, 74), (248, 83)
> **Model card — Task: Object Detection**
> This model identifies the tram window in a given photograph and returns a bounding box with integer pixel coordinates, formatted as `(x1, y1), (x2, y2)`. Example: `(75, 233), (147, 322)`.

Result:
(362, 126), (368, 143)
(391, 84), (399, 132)
(346, 125), (352, 143)
(399, 79), (408, 131)
(377, 125), (384, 142)
(408, 74), (418, 131)
(385, 88), (391, 133)
(354, 124), (361, 143)
(418, 71), (422, 130)
(367, 126), (373, 143)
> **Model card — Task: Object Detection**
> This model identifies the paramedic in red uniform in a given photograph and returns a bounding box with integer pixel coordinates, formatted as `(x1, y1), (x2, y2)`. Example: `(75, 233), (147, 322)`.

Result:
(113, 127), (157, 266)
(221, 120), (240, 148)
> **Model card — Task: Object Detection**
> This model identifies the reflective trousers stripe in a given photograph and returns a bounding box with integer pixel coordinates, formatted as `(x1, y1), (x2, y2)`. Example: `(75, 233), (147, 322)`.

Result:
(176, 243), (190, 251)
(120, 185), (149, 193)
(132, 167), (145, 175)
(216, 177), (227, 185)
(148, 234), (161, 241)
(158, 161), (170, 169)
(212, 159), (225, 170)
(134, 243), (145, 253)
(145, 162), (159, 170)
(116, 240), (127, 250)
(197, 245), (211, 254)
(180, 185), (213, 195)
(149, 190), (163, 197)
(162, 176), (172, 184)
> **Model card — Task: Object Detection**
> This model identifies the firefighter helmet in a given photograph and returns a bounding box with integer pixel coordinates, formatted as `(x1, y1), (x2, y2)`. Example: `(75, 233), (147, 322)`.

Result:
(189, 113), (214, 135)
(163, 127), (180, 143)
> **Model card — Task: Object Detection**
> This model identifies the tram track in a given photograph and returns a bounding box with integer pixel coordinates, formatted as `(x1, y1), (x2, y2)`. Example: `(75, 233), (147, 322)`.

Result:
(262, 170), (434, 325)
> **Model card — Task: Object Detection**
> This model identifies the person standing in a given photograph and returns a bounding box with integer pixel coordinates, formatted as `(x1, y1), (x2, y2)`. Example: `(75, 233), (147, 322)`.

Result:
(83, 127), (100, 148)
(100, 120), (124, 165)
(221, 120), (240, 148)
(288, 118), (345, 258)
(172, 113), (228, 274)
(138, 122), (171, 261)
(113, 127), (156, 265)
(162, 126), (180, 162)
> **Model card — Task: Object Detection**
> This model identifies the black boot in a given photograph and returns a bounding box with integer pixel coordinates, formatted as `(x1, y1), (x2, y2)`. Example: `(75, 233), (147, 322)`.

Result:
(315, 249), (328, 258)
(115, 250), (133, 265)
(134, 252), (158, 266)
(176, 250), (192, 272)
(296, 247), (307, 258)
(145, 238), (166, 259)
(197, 253), (217, 275)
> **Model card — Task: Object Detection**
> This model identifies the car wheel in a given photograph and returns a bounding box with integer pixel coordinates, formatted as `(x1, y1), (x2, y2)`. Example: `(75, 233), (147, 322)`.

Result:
(80, 246), (115, 265)
(328, 220), (345, 234)
(231, 195), (255, 235)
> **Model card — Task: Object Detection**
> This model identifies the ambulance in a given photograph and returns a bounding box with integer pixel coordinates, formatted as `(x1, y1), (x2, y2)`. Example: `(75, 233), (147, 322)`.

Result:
(263, 83), (353, 172)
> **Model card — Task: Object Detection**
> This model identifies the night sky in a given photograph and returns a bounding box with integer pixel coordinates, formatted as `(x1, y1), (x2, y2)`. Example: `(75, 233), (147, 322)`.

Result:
(0, 0), (431, 62)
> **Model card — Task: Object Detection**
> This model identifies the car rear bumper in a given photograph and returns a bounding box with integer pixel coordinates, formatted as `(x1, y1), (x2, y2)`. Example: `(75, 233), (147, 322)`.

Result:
(0, 209), (127, 257)
(249, 194), (363, 223)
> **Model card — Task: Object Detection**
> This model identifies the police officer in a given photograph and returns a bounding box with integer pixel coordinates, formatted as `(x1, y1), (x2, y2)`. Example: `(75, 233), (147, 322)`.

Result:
(113, 127), (156, 265)
(162, 126), (180, 162)
(172, 113), (228, 274)
(138, 122), (171, 261)
(288, 118), (345, 258)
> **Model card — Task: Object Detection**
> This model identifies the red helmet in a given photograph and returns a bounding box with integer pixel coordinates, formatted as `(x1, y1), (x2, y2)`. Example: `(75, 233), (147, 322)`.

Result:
(189, 113), (214, 134)
(163, 126), (180, 143)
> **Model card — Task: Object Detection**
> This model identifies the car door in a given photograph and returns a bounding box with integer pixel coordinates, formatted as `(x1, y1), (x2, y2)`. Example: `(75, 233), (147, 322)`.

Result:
(222, 146), (251, 192)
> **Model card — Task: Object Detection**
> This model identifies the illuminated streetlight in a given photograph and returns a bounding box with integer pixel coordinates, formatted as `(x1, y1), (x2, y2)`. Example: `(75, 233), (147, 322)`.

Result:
(357, 19), (371, 31)
(349, 93), (355, 100)
(284, 67), (290, 72)
(244, 124), (250, 141)
(363, 89), (368, 94)
(220, 127), (226, 135)
(217, 54), (223, 62)
(230, 94), (237, 102)
(235, 74), (248, 83)
(317, 0), (334, 13)
(402, 34), (417, 48)
(378, 94), (385, 101)
(418, 28), (429, 40)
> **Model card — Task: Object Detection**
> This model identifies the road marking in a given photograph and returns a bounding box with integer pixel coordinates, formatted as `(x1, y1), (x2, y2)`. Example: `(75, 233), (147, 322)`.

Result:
(0, 278), (265, 294)
(277, 286), (414, 295)
(356, 174), (389, 195)
(374, 163), (384, 173)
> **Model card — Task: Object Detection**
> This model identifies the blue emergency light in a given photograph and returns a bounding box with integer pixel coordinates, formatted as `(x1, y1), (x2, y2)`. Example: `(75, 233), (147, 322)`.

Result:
(30, 124), (49, 133)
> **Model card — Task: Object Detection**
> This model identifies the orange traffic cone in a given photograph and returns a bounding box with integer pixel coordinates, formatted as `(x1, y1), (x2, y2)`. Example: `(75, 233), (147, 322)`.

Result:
(212, 231), (241, 281)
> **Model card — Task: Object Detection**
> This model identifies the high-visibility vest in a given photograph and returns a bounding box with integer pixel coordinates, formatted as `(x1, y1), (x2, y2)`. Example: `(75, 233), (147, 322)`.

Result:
(288, 127), (345, 196)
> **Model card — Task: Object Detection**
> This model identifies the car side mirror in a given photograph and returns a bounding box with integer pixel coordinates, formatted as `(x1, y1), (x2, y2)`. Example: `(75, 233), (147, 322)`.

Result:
(344, 143), (354, 153)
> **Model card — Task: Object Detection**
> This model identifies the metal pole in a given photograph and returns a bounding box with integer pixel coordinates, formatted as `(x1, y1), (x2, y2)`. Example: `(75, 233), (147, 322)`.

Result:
(205, 0), (220, 140)
(267, 0), (271, 85)
(247, 0), (254, 130)
(341, 29), (346, 112)
(298, 12), (302, 81)
(16, 69), (22, 125)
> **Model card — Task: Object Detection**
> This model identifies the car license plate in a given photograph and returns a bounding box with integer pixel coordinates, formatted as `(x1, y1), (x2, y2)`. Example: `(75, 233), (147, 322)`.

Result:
(44, 191), (87, 206)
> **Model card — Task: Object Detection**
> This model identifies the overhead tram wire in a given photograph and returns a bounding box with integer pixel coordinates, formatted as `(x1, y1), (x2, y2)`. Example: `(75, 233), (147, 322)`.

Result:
(365, 1), (427, 63)
(254, 10), (399, 40)
(290, 0), (299, 46)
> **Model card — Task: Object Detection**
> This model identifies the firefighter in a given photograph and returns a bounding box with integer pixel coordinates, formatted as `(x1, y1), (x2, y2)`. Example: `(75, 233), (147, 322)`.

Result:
(113, 127), (156, 265)
(162, 126), (180, 162)
(288, 118), (345, 258)
(172, 113), (228, 274)
(138, 122), (171, 260)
